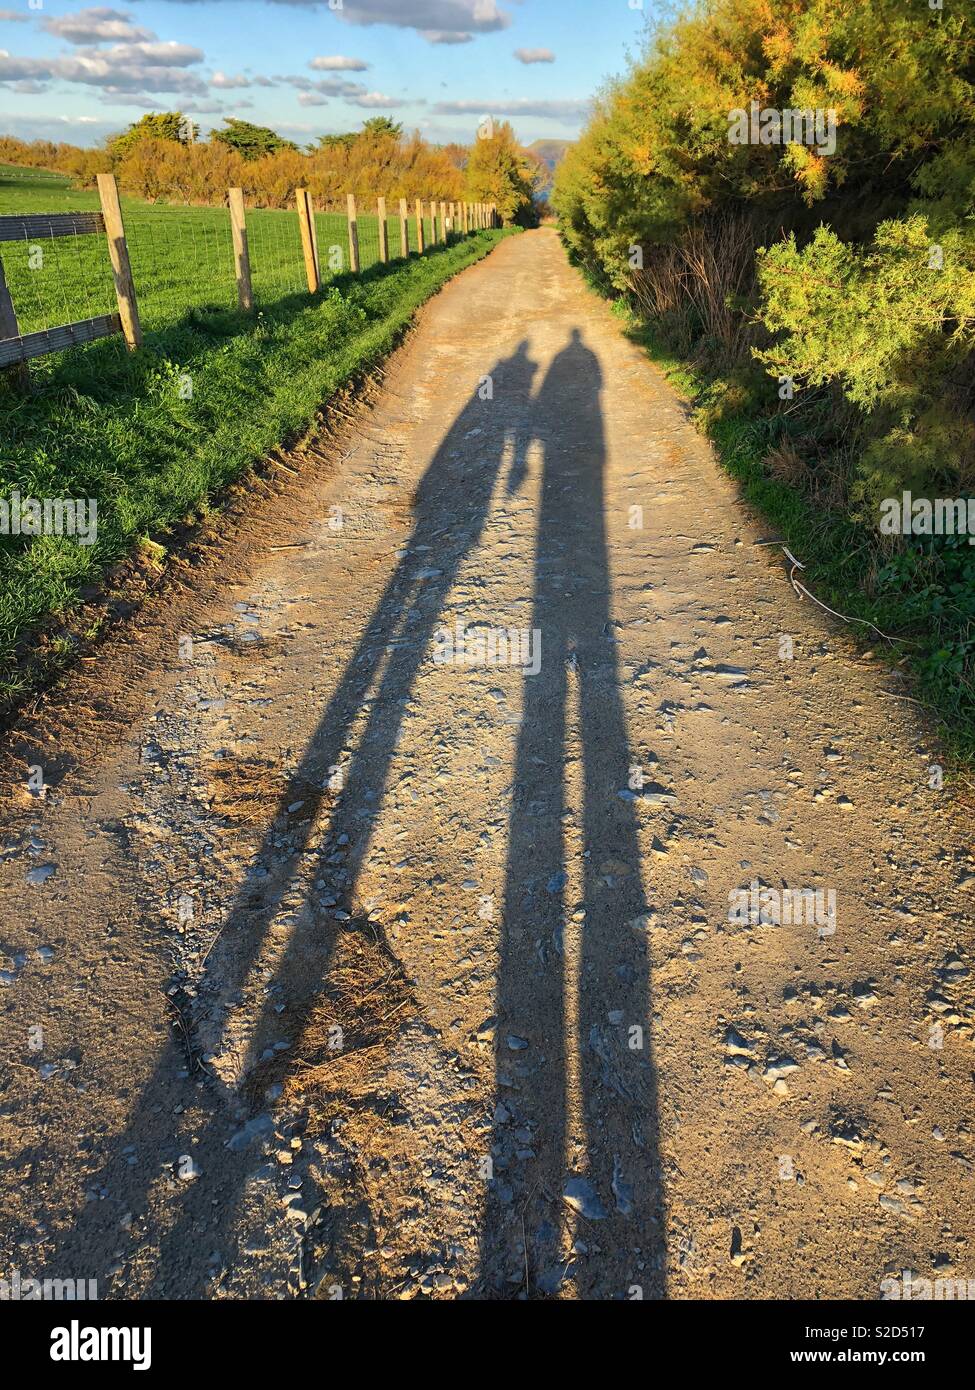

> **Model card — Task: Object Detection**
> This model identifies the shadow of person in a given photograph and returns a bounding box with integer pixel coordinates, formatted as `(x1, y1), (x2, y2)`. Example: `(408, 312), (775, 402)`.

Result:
(49, 341), (539, 1297)
(478, 327), (665, 1299)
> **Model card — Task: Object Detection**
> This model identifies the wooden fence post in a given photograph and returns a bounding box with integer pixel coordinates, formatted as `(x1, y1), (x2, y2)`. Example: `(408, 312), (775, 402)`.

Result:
(415, 199), (425, 253)
(0, 254), (30, 389)
(296, 188), (320, 292)
(440, 201), (448, 242)
(399, 197), (409, 257)
(228, 187), (253, 311)
(96, 172), (141, 350)
(347, 193), (360, 274)
(377, 196), (389, 264)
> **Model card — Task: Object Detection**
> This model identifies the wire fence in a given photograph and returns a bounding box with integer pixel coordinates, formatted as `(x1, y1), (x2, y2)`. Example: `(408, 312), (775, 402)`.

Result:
(0, 222), (118, 335)
(0, 183), (496, 373)
(126, 204), (239, 327)
(248, 207), (308, 304)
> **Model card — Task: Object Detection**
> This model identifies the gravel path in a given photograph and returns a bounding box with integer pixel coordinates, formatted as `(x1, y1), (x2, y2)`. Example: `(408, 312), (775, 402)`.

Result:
(2, 228), (974, 1300)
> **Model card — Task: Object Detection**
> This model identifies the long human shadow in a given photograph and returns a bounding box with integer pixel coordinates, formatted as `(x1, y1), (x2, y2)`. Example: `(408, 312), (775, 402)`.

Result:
(50, 341), (539, 1296)
(478, 329), (665, 1299)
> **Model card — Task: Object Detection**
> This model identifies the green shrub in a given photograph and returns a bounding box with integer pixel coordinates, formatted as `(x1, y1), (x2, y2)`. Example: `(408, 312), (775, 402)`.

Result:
(554, 0), (975, 754)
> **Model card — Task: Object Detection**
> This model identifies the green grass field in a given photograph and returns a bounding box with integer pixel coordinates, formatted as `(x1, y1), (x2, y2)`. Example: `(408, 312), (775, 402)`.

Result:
(0, 164), (508, 709)
(0, 164), (446, 335)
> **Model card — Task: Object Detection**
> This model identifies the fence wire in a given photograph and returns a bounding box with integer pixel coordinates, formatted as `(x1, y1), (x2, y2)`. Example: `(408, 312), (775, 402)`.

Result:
(248, 207), (307, 302)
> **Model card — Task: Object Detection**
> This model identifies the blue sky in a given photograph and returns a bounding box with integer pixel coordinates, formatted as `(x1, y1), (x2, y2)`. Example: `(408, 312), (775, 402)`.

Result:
(0, 0), (659, 148)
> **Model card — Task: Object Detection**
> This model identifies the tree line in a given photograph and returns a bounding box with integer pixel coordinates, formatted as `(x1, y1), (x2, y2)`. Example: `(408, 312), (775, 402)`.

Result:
(1, 113), (542, 221)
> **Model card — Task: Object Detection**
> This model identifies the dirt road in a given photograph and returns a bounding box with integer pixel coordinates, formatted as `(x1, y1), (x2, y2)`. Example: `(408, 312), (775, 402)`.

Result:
(2, 228), (974, 1300)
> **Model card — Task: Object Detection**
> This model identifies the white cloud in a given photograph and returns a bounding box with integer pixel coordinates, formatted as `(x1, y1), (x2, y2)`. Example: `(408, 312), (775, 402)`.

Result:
(309, 55), (370, 72)
(211, 70), (251, 88)
(296, 81), (409, 110)
(434, 98), (589, 120)
(88, 39), (203, 68)
(142, 0), (513, 41)
(348, 91), (408, 109)
(199, 0), (508, 42)
(0, 40), (209, 98)
(42, 8), (154, 46)
(0, 9), (30, 21)
(514, 48), (555, 65)
(283, 73), (370, 99)
(182, 100), (233, 113)
(1, 9), (213, 103)
(59, 41), (207, 95)
(329, 0), (510, 32)
(0, 52), (48, 82)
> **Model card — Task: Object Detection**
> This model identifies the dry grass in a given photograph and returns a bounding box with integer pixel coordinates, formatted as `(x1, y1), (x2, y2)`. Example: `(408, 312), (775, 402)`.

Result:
(205, 756), (290, 826)
(629, 212), (763, 361)
(242, 915), (416, 1124)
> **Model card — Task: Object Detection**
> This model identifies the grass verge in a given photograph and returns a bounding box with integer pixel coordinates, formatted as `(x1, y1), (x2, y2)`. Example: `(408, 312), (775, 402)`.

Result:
(0, 228), (513, 709)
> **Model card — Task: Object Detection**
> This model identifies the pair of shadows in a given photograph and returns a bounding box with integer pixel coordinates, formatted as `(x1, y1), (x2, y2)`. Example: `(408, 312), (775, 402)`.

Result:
(53, 331), (664, 1299)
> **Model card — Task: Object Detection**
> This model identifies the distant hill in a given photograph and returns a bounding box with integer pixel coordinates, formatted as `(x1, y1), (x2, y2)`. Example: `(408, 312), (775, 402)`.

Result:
(527, 139), (573, 199)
